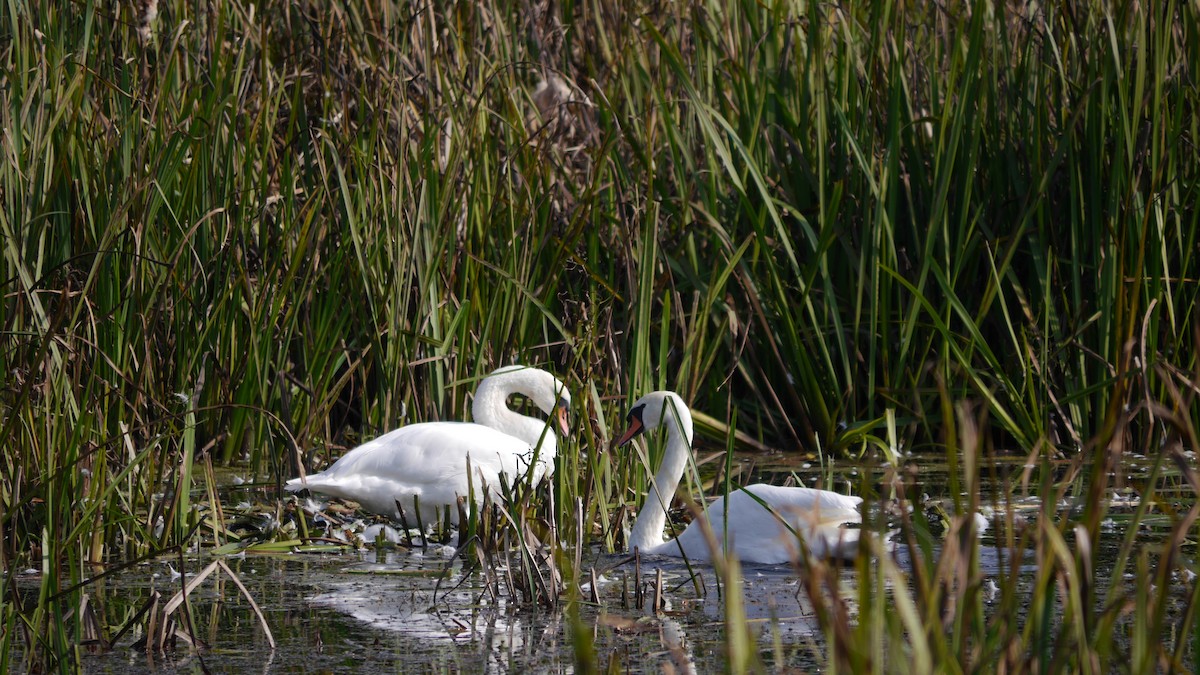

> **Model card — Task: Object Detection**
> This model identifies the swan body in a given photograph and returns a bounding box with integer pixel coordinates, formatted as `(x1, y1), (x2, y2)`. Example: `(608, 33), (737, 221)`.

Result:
(287, 366), (570, 526)
(618, 391), (862, 564)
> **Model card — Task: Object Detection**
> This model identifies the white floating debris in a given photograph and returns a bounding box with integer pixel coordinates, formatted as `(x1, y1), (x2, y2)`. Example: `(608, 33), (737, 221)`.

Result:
(973, 512), (989, 536)
(984, 579), (999, 601)
(362, 524), (402, 544)
(580, 574), (611, 594)
(412, 540), (458, 557)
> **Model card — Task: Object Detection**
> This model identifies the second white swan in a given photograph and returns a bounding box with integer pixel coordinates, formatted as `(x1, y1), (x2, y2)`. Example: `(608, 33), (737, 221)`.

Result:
(617, 391), (863, 564)
(286, 365), (570, 526)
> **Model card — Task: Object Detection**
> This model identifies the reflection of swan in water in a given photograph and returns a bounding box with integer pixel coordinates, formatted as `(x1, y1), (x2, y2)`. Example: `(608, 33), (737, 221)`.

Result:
(287, 366), (570, 526)
(617, 391), (863, 564)
(306, 551), (848, 671)
(307, 573), (547, 670)
(312, 575), (710, 672)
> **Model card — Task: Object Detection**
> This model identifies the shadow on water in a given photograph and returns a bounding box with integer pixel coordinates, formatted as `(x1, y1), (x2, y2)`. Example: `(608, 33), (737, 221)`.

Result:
(49, 449), (1195, 672)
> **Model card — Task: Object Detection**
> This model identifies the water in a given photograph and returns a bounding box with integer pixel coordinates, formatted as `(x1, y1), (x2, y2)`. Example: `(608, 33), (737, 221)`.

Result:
(41, 450), (1196, 672)
(65, 549), (843, 673)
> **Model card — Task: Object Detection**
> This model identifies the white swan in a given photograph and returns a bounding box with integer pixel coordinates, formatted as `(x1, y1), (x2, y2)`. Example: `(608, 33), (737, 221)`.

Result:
(286, 366), (570, 526)
(617, 391), (863, 564)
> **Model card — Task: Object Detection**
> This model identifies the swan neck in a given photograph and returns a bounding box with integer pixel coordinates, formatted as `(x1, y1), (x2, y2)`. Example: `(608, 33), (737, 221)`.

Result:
(628, 422), (692, 552)
(472, 375), (557, 455)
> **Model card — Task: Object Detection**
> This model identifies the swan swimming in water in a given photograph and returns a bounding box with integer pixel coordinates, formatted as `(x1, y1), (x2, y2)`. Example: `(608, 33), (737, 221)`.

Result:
(617, 391), (863, 564)
(286, 365), (570, 526)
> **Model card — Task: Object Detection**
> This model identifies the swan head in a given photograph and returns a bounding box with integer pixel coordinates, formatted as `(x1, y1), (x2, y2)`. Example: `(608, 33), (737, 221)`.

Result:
(485, 365), (571, 436)
(615, 390), (694, 447)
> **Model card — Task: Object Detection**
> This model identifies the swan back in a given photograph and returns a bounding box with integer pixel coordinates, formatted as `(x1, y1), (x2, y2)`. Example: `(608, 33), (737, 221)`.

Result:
(646, 485), (864, 563)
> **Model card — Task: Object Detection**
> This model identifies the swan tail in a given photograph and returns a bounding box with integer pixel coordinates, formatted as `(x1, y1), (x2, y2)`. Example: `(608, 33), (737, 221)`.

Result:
(285, 475), (332, 493)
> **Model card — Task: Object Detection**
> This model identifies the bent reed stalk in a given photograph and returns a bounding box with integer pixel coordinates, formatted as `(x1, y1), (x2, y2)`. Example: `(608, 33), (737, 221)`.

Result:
(2, 0), (1198, 671)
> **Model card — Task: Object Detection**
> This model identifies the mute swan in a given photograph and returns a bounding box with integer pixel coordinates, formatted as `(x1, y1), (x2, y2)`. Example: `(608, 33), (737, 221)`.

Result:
(617, 391), (863, 564)
(286, 365), (570, 526)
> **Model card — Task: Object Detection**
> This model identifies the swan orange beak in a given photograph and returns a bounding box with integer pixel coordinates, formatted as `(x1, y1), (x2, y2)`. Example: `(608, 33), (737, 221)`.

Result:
(555, 405), (570, 437)
(614, 417), (644, 448)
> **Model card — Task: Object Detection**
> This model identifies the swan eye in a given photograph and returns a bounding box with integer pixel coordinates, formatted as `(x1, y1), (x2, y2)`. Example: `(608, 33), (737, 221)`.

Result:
(626, 404), (645, 423)
(558, 397), (569, 410)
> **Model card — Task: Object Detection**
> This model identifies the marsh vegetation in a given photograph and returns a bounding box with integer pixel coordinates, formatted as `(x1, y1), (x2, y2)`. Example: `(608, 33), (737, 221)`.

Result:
(3, 0), (1199, 671)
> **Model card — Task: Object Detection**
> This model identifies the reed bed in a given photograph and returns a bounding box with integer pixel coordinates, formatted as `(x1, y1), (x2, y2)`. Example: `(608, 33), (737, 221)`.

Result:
(2, 0), (1198, 671)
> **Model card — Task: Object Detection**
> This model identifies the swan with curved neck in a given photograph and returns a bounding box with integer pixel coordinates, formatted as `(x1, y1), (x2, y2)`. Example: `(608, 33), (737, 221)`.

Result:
(617, 391), (862, 564)
(286, 365), (570, 525)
